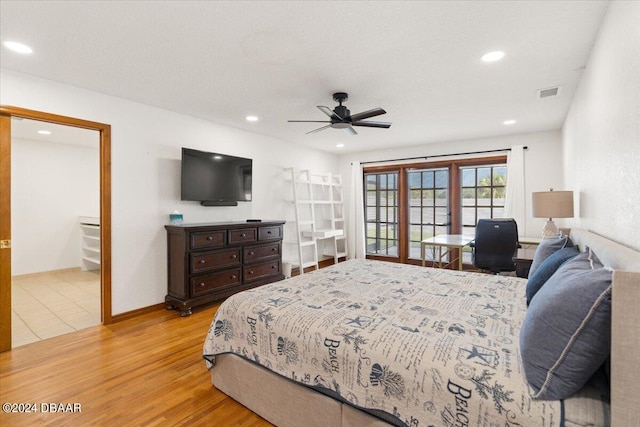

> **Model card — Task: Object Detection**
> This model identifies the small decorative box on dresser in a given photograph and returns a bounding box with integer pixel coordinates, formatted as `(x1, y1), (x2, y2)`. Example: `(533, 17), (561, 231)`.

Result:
(165, 221), (285, 316)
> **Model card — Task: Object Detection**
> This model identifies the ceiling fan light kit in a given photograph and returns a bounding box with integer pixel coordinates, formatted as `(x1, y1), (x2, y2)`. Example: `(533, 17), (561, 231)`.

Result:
(288, 92), (392, 135)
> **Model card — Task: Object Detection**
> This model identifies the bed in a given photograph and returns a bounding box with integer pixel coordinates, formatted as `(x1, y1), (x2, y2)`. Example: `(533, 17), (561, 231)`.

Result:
(203, 229), (640, 426)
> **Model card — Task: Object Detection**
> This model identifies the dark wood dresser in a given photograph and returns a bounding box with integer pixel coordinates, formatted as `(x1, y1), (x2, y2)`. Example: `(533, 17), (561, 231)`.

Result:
(165, 221), (285, 316)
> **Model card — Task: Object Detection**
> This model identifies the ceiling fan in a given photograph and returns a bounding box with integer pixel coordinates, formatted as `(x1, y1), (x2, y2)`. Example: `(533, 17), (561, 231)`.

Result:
(288, 92), (391, 135)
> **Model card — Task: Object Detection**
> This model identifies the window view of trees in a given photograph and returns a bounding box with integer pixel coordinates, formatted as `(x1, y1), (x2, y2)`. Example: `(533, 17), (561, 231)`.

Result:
(461, 165), (507, 232)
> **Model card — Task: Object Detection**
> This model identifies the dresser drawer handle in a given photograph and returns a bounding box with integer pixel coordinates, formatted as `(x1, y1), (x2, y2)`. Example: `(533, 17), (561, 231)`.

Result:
(271, 247), (276, 252)
(271, 265), (276, 269)
(248, 270), (254, 275)
(231, 275), (237, 280)
(199, 259), (206, 264)
(241, 233), (247, 238)
(248, 251), (255, 256)
(267, 230), (272, 234)
(231, 254), (237, 259)
(199, 282), (205, 288)
(206, 236), (213, 241)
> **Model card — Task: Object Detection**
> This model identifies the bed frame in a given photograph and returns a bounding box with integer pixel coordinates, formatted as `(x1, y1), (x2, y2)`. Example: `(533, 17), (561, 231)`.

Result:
(211, 229), (640, 426)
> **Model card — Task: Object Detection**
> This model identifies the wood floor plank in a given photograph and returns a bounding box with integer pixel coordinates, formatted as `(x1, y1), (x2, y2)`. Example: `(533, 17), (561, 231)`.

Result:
(0, 303), (274, 426)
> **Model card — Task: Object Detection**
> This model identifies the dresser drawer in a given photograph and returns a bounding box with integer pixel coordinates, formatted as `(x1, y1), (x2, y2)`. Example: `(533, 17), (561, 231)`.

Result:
(244, 260), (281, 283)
(259, 226), (282, 241)
(244, 242), (281, 263)
(191, 248), (241, 274)
(191, 230), (226, 250)
(190, 269), (241, 296)
(229, 228), (257, 244)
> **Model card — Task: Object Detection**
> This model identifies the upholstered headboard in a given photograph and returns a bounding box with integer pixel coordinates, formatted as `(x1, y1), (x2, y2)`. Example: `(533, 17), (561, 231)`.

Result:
(568, 229), (640, 426)
(570, 228), (640, 271)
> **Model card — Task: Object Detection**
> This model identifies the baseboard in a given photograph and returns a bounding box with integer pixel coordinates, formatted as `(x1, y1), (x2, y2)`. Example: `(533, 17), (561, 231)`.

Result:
(12, 266), (88, 279)
(111, 303), (165, 323)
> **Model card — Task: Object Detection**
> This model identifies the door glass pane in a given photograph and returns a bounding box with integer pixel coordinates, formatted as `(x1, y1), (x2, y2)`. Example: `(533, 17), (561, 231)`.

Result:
(462, 188), (475, 206)
(364, 172), (399, 258)
(462, 207), (476, 227)
(407, 168), (449, 260)
(460, 163), (508, 230)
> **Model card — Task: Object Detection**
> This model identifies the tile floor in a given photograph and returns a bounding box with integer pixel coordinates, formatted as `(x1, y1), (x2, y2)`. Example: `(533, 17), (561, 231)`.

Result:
(11, 268), (101, 348)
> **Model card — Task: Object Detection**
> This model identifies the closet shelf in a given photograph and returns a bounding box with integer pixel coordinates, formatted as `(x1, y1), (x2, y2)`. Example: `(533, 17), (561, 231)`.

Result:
(80, 216), (100, 271)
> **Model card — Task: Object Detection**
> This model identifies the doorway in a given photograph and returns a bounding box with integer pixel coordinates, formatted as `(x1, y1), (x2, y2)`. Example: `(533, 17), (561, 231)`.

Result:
(12, 119), (101, 346)
(0, 106), (112, 352)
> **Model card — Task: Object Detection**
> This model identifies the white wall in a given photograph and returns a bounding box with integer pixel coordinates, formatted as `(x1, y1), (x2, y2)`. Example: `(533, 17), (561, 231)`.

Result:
(11, 138), (99, 275)
(1, 69), (339, 315)
(562, 0), (640, 251)
(338, 130), (565, 238)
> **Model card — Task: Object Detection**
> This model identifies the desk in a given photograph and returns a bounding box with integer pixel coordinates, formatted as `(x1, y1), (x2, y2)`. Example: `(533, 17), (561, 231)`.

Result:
(421, 235), (474, 270)
(519, 237), (543, 246)
(421, 235), (542, 272)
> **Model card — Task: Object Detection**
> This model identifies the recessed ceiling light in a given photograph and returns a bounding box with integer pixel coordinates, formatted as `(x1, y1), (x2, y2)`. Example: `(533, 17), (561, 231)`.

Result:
(3, 41), (33, 54)
(503, 120), (516, 125)
(245, 116), (258, 122)
(336, 144), (345, 148)
(38, 130), (51, 135)
(481, 51), (505, 62)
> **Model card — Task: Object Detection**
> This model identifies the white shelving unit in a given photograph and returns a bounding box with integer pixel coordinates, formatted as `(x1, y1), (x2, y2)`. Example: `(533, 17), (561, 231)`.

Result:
(284, 168), (347, 276)
(79, 216), (100, 271)
(324, 172), (347, 263)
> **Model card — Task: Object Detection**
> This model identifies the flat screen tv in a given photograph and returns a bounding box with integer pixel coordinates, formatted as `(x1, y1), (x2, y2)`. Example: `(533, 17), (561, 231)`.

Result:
(181, 147), (252, 206)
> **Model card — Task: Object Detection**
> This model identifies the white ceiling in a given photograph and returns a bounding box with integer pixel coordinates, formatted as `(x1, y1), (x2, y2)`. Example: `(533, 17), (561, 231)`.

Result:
(0, 1), (609, 153)
(10, 117), (99, 148)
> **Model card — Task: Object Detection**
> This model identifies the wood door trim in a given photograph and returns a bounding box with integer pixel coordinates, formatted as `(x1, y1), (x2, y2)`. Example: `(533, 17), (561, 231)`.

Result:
(0, 114), (11, 352)
(0, 105), (112, 352)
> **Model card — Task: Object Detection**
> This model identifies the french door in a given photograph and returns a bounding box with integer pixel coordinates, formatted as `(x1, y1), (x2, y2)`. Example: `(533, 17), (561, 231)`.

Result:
(364, 156), (506, 266)
(407, 168), (450, 260)
(364, 166), (451, 264)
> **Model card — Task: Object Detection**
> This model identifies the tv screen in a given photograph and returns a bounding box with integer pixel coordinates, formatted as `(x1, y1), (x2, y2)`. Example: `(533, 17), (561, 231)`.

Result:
(181, 148), (252, 205)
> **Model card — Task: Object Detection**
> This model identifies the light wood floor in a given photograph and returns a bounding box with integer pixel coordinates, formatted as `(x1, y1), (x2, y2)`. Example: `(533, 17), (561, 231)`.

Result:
(0, 302), (273, 426)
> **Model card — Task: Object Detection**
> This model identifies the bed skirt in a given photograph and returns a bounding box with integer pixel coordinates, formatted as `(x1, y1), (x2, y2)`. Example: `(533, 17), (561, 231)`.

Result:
(212, 353), (393, 427)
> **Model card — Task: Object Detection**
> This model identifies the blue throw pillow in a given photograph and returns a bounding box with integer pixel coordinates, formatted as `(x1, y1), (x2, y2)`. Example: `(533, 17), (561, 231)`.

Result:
(528, 235), (574, 278)
(525, 247), (579, 305)
(520, 248), (612, 400)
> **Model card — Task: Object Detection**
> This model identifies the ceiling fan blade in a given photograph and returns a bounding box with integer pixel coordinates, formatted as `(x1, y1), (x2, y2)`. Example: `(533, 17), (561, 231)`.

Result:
(306, 124), (332, 135)
(288, 120), (331, 123)
(343, 126), (357, 136)
(317, 106), (343, 121)
(352, 120), (392, 129)
(348, 107), (386, 122)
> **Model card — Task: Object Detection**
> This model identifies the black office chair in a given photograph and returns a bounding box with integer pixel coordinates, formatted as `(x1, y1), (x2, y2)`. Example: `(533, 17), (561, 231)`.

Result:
(470, 218), (520, 274)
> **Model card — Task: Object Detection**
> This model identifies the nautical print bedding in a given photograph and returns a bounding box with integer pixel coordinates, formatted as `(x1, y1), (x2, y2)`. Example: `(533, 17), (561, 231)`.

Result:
(203, 259), (563, 426)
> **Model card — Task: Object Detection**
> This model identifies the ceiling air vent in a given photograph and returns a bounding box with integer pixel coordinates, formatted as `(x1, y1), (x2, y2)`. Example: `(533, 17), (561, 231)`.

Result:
(537, 86), (563, 99)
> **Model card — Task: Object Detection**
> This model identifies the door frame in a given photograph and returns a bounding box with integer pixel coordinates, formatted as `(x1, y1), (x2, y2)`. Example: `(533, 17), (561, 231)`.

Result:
(0, 105), (112, 352)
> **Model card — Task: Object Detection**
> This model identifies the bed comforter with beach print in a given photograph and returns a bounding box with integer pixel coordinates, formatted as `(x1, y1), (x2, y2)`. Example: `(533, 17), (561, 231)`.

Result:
(203, 258), (561, 427)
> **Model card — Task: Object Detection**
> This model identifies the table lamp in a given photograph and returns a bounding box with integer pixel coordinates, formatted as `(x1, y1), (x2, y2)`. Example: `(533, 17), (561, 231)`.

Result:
(532, 189), (574, 239)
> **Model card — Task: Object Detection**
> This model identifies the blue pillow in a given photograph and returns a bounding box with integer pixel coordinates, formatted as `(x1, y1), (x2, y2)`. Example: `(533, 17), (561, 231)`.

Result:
(525, 247), (579, 305)
(528, 235), (574, 278)
(520, 248), (612, 400)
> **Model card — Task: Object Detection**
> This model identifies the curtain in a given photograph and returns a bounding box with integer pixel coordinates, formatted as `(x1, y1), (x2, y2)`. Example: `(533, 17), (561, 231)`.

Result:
(504, 145), (526, 235)
(348, 161), (366, 259)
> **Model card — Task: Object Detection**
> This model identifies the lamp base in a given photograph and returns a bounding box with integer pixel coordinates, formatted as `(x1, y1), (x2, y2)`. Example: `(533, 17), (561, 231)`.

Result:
(542, 219), (559, 239)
